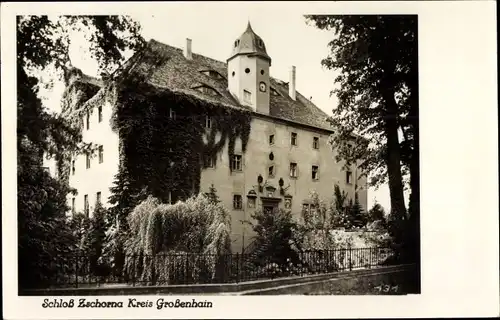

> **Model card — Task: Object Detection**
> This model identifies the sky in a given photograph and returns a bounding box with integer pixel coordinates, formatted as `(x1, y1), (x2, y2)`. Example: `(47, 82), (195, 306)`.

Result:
(41, 4), (410, 213)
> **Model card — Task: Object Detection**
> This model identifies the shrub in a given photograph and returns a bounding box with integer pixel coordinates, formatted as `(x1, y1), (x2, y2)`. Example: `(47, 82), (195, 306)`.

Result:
(246, 207), (299, 268)
(122, 193), (231, 284)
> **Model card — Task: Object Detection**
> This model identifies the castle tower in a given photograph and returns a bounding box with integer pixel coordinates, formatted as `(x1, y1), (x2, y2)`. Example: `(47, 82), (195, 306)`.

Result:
(227, 22), (271, 114)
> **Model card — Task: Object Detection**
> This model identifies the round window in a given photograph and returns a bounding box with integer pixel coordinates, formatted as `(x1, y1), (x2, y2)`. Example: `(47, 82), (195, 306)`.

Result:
(232, 71), (235, 77)
(269, 152), (274, 160)
(245, 68), (250, 74)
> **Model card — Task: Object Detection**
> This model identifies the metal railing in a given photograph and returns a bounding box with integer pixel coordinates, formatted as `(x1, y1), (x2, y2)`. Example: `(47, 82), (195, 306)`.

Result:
(47, 247), (395, 288)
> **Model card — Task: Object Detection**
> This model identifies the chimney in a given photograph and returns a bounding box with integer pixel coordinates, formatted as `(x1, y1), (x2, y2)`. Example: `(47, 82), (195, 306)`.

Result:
(184, 38), (192, 60)
(289, 66), (296, 100)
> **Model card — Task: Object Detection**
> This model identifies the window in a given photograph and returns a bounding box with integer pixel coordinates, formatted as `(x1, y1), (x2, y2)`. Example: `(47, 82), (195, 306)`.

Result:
(72, 197), (75, 214)
(233, 195), (243, 210)
(268, 165), (274, 177)
(86, 152), (91, 169)
(271, 87), (280, 96)
(205, 115), (212, 129)
(96, 192), (101, 205)
(98, 106), (102, 123)
(84, 195), (89, 217)
(312, 165), (319, 180)
(98, 145), (103, 164)
(245, 68), (250, 74)
(196, 85), (219, 96)
(86, 111), (90, 130)
(313, 137), (319, 149)
(346, 171), (353, 184)
(231, 154), (242, 171)
(169, 108), (176, 119)
(71, 160), (75, 175)
(291, 132), (297, 146)
(290, 162), (298, 178)
(201, 70), (224, 80)
(243, 89), (251, 102)
(269, 134), (275, 145)
(204, 155), (216, 168)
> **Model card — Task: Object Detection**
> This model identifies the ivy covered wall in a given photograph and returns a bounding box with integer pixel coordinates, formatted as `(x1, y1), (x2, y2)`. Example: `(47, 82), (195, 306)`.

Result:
(107, 73), (252, 226)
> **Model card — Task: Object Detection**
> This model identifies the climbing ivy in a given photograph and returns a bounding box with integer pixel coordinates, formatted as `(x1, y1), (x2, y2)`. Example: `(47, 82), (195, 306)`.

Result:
(107, 69), (252, 225)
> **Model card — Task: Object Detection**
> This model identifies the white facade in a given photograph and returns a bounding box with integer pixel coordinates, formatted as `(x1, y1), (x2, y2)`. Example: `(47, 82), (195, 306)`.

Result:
(66, 100), (120, 217)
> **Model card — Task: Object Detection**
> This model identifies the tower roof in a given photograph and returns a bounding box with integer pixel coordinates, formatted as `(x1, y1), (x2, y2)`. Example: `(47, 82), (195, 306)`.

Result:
(228, 22), (271, 64)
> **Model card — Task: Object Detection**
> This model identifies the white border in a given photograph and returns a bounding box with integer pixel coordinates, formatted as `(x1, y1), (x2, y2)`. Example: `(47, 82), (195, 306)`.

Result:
(2, 1), (499, 319)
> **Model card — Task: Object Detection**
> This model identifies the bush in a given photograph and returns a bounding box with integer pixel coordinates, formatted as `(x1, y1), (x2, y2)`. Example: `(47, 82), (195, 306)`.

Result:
(122, 193), (232, 284)
(246, 207), (299, 268)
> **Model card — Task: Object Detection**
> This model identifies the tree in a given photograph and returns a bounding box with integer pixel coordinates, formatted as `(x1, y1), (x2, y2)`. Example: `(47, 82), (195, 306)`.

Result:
(248, 208), (298, 267)
(304, 15), (418, 248)
(348, 193), (366, 228)
(330, 184), (349, 228)
(17, 15), (144, 289)
(205, 183), (221, 204)
(87, 203), (108, 275)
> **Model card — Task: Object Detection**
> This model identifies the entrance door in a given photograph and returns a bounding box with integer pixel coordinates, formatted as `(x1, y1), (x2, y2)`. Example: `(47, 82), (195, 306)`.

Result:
(262, 202), (278, 214)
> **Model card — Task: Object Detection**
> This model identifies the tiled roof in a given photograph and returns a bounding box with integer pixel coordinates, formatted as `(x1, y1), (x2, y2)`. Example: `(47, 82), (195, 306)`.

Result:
(122, 39), (334, 131)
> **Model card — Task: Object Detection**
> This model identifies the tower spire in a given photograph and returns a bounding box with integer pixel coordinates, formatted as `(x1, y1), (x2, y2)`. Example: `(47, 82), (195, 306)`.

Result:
(246, 20), (253, 32)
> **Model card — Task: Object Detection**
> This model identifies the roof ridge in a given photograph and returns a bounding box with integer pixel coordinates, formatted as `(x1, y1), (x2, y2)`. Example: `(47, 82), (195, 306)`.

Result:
(139, 38), (333, 131)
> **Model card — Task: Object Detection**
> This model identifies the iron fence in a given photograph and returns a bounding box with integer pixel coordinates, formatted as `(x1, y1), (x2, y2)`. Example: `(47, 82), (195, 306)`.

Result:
(47, 247), (396, 288)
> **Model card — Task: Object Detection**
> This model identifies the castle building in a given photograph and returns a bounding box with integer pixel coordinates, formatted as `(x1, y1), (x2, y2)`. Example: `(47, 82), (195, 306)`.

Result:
(56, 22), (367, 252)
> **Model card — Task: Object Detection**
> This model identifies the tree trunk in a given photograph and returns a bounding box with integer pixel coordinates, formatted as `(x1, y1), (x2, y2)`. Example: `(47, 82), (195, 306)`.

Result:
(383, 97), (407, 223)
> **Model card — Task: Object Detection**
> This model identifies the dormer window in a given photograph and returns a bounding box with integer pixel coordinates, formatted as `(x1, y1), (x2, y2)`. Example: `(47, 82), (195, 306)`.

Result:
(270, 87), (280, 96)
(257, 39), (264, 48)
(192, 84), (220, 97)
(234, 40), (240, 48)
(200, 69), (225, 80)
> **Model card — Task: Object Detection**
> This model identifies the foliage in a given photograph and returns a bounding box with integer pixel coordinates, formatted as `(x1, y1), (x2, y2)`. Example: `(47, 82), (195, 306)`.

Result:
(17, 15), (144, 290)
(86, 203), (108, 274)
(121, 194), (231, 284)
(246, 208), (299, 267)
(367, 202), (386, 225)
(17, 165), (77, 289)
(295, 191), (334, 251)
(305, 15), (418, 225)
(305, 16), (420, 268)
(330, 184), (349, 228)
(347, 193), (366, 228)
(205, 183), (221, 204)
(107, 68), (252, 229)
(68, 212), (91, 251)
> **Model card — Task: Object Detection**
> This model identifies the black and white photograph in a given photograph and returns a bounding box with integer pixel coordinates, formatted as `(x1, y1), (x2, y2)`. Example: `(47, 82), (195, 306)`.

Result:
(2, 1), (498, 319)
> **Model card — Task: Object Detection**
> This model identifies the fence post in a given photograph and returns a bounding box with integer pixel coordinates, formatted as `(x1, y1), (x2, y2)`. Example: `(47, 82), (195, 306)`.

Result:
(349, 247), (352, 271)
